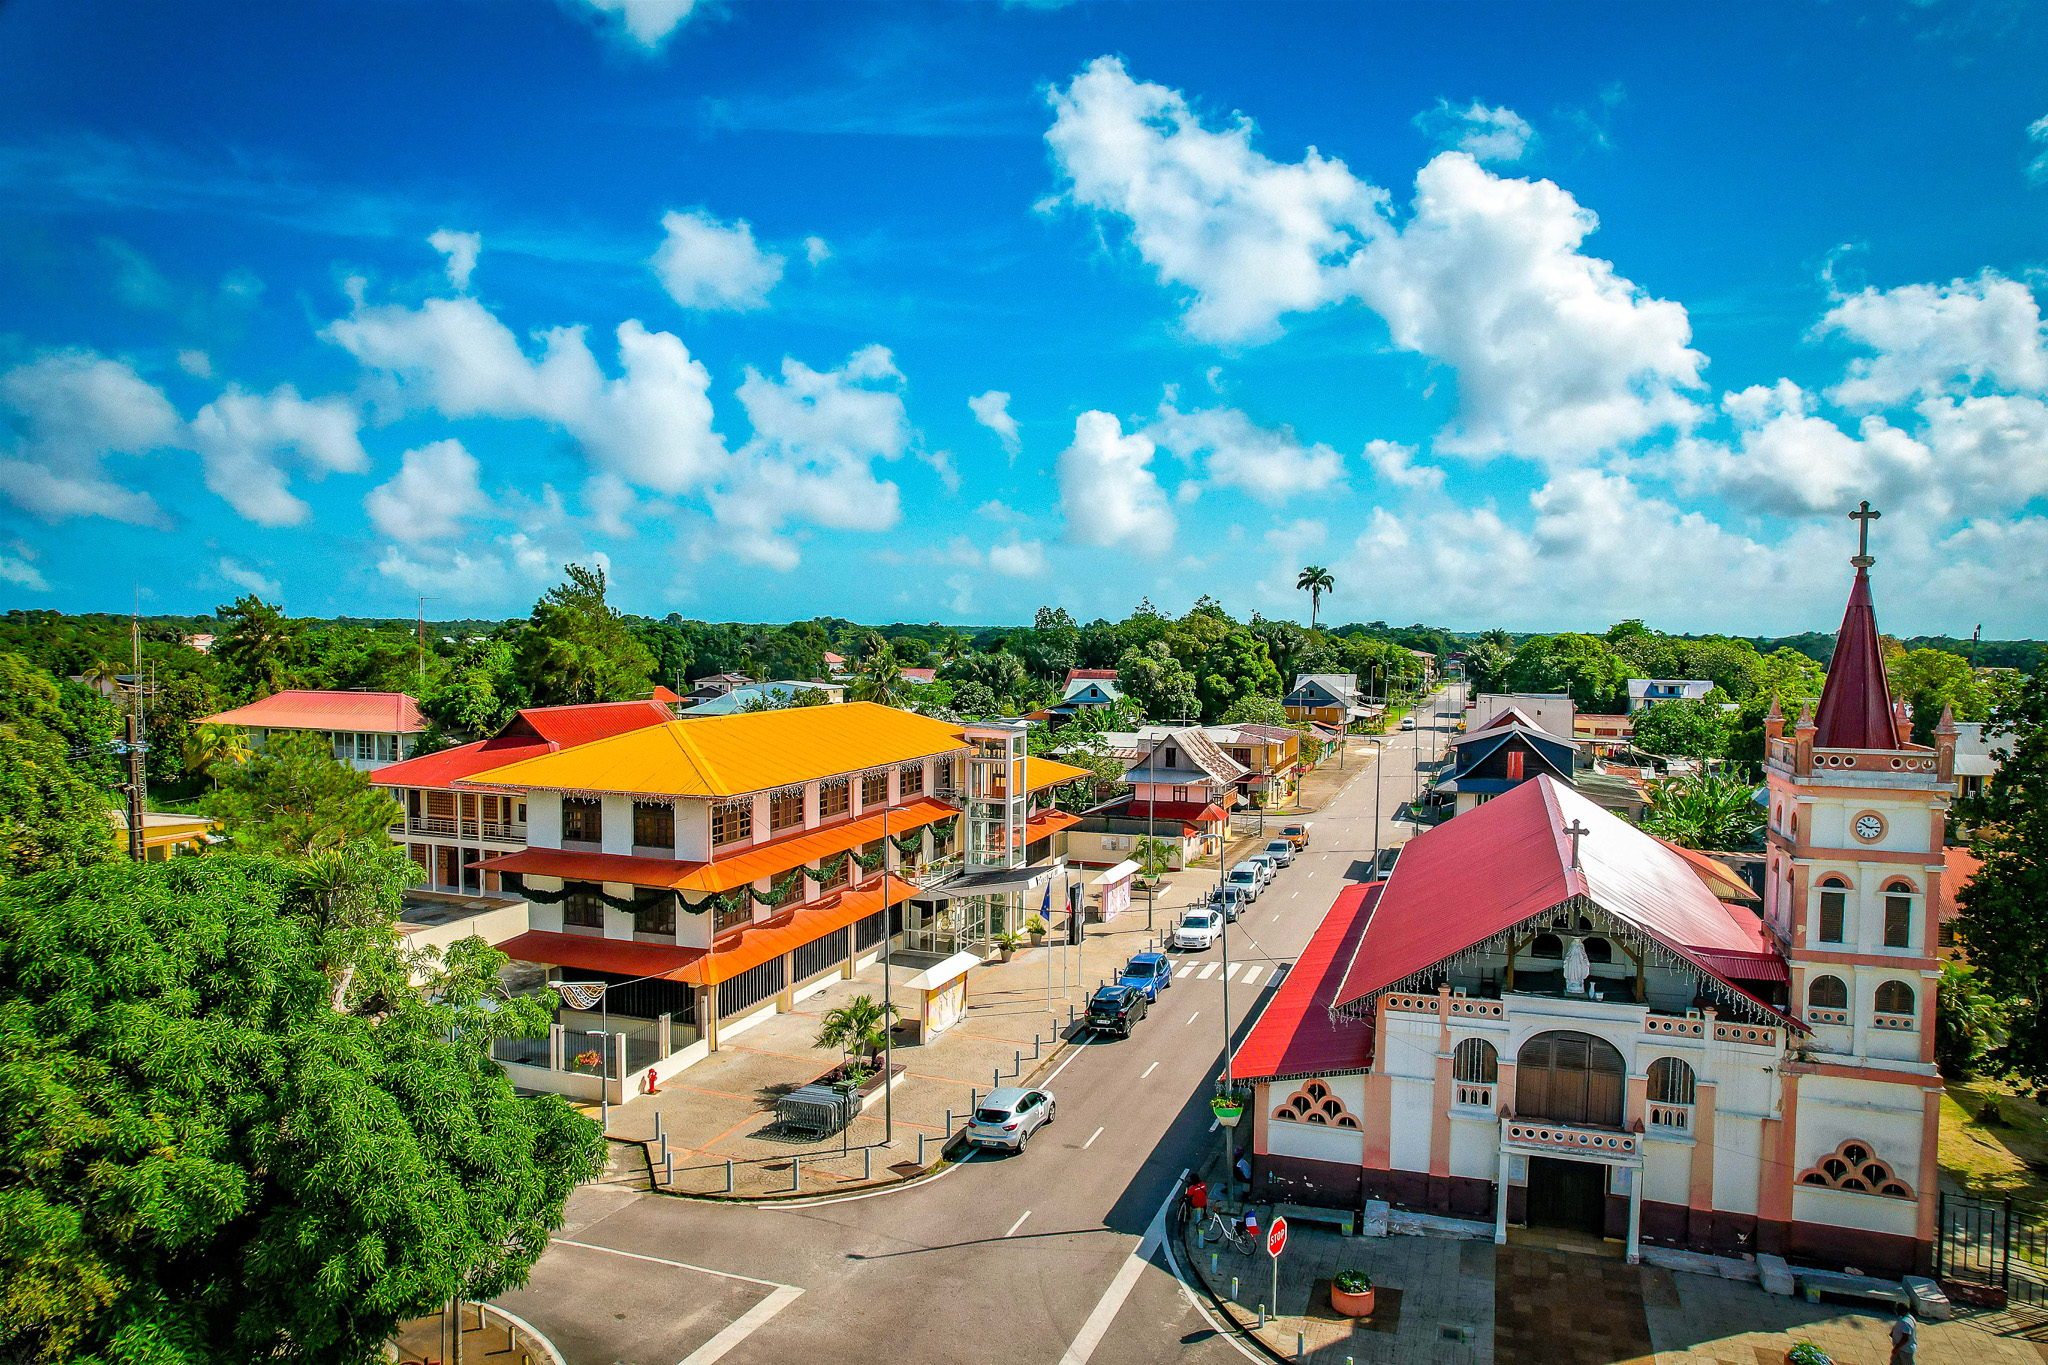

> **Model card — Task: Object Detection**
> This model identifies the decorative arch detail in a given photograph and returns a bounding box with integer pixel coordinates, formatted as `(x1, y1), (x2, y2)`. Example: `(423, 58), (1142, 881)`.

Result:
(1883, 876), (1918, 894)
(1796, 1140), (1914, 1200)
(1272, 1079), (1360, 1129)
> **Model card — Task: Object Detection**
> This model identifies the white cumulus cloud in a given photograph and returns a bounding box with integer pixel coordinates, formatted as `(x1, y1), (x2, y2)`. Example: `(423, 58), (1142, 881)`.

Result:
(1819, 270), (2048, 410)
(650, 209), (785, 312)
(1413, 98), (1535, 163)
(572, 0), (699, 50)
(428, 228), (482, 291)
(188, 385), (366, 527)
(0, 349), (180, 526)
(804, 235), (832, 266)
(1057, 410), (1176, 555)
(987, 537), (1048, 577)
(364, 438), (489, 542)
(217, 556), (280, 596)
(1363, 438), (1446, 492)
(0, 544), (49, 591)
(2030, 114), (2048, 185)
(969, 389), (1021, 457)
(1144, 402), (1345, 503)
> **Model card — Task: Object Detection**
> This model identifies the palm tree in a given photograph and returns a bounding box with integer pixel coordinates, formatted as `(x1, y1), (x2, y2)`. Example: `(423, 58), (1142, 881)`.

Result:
(1638, 768), (1764, 851)
(814, 994), (902, 1067)
(852, 655), (905, 707)
(1133, 835), (1179, 883)
(1295, 565), (1335, 632)
(186, 723), (252, 790)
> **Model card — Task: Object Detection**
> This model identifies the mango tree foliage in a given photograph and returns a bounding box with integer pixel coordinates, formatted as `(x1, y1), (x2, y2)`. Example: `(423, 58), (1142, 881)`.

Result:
(202, 731), (403, 858)
(0, 652), (119, 882)
(1956, 668), (2048, 1085)
(0, 853), (604, 1365)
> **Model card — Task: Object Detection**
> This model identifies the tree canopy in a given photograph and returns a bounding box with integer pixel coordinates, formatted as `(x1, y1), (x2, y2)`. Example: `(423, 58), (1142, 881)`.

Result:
(512, 564), (656, 707)
(202, 732), (403, 858)
(0, 652), (120, 882)
(1630, 698), (1733, 760)
(0, 853), (604, 1365)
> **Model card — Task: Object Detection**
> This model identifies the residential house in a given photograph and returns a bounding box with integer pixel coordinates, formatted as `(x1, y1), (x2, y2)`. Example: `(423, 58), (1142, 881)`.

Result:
(1470, 692), (1576, 741)
(1574, 713), (1636, 757)
(455, 703), (1085, 1102)
(111, 809), (220, 860)
(371, 700), (676, 893)
(900, 668), (937, 686)
(1066, 725), (1245, 868)
(1628, 679), (1715, 712)
(823, 651), (849, 678)
(1208, 723), (1302, 808)
(680, 680), (845, 715)
(686, 673), (754, 704)
(1950, 720), (2000, 806)
(1285, 674), (1374, 735)
(1440, 706), (1646, 820)
(1049, 669), (1123, 720)
(1237, 613), (1949, 1280)
(198, 689), (425, 771)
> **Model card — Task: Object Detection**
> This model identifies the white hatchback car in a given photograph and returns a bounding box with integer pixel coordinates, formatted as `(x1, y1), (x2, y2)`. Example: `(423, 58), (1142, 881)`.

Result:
(1174, 908), (1223, 950)
(967, 1086), (1056, 1152)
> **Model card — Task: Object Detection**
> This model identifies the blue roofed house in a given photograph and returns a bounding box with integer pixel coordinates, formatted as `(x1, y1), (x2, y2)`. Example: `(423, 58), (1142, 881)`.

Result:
(1439, 705), (1647, 821)
(1284, 673), (1373, 734)
(1050, 669), (1123, 720)
(1627, 678), (1714, 712)
(679, 681), (845, 715)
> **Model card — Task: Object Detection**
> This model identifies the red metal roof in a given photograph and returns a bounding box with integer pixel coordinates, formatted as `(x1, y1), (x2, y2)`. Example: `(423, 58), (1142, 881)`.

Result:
(1121, 800), (1229, 825)
(1332, 775), (1791, 1017)
(371, 700), (673, 790)
(1064, 668), (1119, 686)
(1813, 568), (1903, 750)
(900, 668), (937, 685)
(1231, 882), (1382, 1082)
(202, 689), (424, 733)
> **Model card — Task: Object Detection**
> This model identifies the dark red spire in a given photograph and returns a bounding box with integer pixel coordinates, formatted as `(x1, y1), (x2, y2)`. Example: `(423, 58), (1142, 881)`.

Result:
(1812, 567), (1900, 750)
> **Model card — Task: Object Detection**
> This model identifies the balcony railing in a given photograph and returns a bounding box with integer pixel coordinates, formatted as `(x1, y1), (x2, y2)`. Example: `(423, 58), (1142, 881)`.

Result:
(1502, 1119), (1640, 1159)
(401, 817), (527, 842)
(1648, 1103), (1694, 1133)
(1455, 1082), (1494, 1109)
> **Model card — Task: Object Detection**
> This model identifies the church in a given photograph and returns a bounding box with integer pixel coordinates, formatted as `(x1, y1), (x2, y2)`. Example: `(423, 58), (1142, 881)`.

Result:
(1232, 520), (1952, 1274)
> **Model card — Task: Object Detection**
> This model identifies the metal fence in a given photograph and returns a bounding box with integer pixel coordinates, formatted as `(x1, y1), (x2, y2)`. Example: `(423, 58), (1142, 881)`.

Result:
(1937, 1191), (2048, 1308)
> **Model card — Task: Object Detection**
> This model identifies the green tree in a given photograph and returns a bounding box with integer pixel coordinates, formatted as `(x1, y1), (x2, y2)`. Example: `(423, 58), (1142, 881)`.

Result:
(1219, 693), (1290, 728)
(0, 853), (604, 1365)
(1196, 630), (1282, 723)
(814, 994), (901, 1065)
(1889, 647), (1990, 744)
(213, 595), (308, 702)
(202, 731), (403, 857)
(1637, 768), (1764, 851)
(1501, 633), (1626, 712)
(513, 565), (656, 706)
(1295, 565), (1334, 631)
(0, 653), (119, 881)
(851, 656), (906, 707)
(945, 681), (999, 719)
(940, 651), (1028, 704)
(184, 723), (252, 791)
(736, 685), (831, 711)
(1115, 642), (1200, 723)
(1935, 961), (2002, 1080)
(143, 671), (227, 793)
(1955, 668), (2048, 1085)
(421, 638), (519, 739)
(1133, 835), (1179, 880)
(1630, 698), (1732, 760)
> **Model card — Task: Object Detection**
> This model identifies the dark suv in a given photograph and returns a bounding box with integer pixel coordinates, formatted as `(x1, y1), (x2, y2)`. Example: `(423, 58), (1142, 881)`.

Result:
(1085, 984), (1148, 1038)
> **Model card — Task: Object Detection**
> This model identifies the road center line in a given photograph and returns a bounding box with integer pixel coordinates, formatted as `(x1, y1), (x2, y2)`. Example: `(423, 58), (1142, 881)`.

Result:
(678, 1283), (805, 1365)
(1005, 1210), (1032, 1238)
(1084, 1125), (1103, 1148)
(1141, 1061), (1159, 1078)
(1184, 1011), (1199, 1026)
(1057, 1168), (1188, 1365)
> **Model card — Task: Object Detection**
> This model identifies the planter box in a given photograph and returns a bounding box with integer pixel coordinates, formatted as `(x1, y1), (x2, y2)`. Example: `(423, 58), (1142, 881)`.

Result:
(1330, 1285), (1375, 1318)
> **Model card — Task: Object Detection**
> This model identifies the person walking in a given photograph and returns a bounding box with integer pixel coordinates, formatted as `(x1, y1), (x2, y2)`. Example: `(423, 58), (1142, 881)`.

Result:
(1890, 1304), (1917, 1364)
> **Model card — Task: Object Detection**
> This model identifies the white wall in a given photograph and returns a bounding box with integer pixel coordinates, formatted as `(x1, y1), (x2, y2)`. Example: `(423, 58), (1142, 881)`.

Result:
(528, 791), (563, 848)
(1268, 1117), (1366, 1167)
(600, 794), (632, 855)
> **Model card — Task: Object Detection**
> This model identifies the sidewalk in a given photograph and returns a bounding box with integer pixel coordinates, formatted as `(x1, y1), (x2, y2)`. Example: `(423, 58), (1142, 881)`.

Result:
(1179, 1187), (2048, 1365)
(597, 906), (1184, 1200)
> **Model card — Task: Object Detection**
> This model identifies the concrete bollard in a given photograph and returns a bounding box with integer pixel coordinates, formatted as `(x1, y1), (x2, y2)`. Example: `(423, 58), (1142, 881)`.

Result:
(725, 1158), (734, 1193)
(863, 1146), (871, 1180)
(791, 1155), (800, 1192)
(1258, 1303), (1266, 1329)
(1296, 1332), (1304, 1359)
(994, 1066), (1001, 1088)
(945, 1108), (952, 1133)
(918, 1133), (927, 1164)
(1231, 1276), (1238, 1302)
(655, 1110), (663, 1141)
(663, 1151), (672, 1185)
(1014, 1049), (1021, 1077)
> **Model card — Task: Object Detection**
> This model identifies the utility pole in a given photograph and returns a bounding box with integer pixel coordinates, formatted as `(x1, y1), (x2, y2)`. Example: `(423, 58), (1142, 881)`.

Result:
(416, 595), (430, 685)
(123, 588), (147, 862)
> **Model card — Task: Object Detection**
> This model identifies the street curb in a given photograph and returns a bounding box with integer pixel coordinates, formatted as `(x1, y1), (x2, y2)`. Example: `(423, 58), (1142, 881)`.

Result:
(1175, 1157), (1296, 1365)
(624, 1024), (1090, 1206)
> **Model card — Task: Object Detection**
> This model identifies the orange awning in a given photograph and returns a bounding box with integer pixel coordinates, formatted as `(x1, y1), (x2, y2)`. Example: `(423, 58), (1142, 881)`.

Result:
(472, 796), (961, 894)
(687, 874), (922, 986)
(1026, 809), (1082, 841)
(493, 930), (707, 981)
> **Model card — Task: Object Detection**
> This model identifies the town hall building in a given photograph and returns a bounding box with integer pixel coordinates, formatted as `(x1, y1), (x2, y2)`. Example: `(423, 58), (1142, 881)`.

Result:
(1232, 521), (1951, 1275)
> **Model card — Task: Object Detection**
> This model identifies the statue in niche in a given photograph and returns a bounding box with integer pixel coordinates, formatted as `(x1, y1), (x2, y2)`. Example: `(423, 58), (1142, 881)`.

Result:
(1564, 936), (1592, 996)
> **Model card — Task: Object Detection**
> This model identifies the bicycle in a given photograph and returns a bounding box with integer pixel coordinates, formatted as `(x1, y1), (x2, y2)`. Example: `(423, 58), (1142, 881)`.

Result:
(1198, 1209), (1257, 1254)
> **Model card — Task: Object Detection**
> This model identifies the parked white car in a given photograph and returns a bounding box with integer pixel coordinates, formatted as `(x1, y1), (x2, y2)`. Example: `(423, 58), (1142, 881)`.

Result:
(1225, 863), (1263, 902)
(1247, 853), (1281, 882)
(1174, 908), (1223, 950)
(967, 1086), (1056, 1152)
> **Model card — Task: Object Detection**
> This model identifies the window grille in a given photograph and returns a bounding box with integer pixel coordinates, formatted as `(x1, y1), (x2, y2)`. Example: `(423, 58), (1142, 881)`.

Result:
(899, 763), (925, 797)
(717, 957), (785, 1018)
(1807, 974), (1848, 1010)
(562, 798), (603, 843)
(712, 799), (752, 847)
(1884, 894), (1912, 949)
(1818, 884), (1847, 943)
(792, 929), (848, 983)
(820, 776), (850, 819)
(1647, 1057), (1696, 1106)
(1452, 1038), (1497, 1107)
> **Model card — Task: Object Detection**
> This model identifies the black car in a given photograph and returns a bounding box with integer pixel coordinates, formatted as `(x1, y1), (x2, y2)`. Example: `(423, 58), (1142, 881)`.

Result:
(1085, 984), (1148, 1038)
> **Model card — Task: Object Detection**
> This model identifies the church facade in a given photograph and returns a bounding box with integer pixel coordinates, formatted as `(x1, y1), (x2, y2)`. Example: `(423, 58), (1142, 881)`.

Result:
(1232, 546), (1952, 1275)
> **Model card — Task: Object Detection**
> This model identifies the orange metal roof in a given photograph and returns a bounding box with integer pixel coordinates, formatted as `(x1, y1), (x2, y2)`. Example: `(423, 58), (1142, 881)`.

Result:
(1025, 809), (1083, 841)
(1021, 757), (1092, 793)
(202, 689), (424, 733)
(463, 701), (970, 798)
(689, 875), (921, 986)
(492, 930), (707, 982)
(471, 797), (960, 893)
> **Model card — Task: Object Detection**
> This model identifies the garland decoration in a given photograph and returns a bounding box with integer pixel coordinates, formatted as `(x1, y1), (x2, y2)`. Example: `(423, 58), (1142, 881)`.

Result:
(853, 842), (888, 874)
(749, 867), (807, 909)
(814, 851), (852, 886)
(891, 827), (928, 858)
(679, 886), (751, 920)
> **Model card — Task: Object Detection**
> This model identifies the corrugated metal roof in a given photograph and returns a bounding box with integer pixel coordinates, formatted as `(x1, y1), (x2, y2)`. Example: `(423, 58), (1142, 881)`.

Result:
(1332, 775), (1787, 1015)
(464, 701), (969, 798)
(202, 689), (424, 733)
(1231, 882), (1381, 1083)
(372, 700), (674, 790)
(493, 930), (706, 982)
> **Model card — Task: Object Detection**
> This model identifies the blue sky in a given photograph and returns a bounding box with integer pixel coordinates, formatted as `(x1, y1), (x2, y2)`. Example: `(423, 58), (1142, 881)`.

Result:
(2, 0), (2046, 635)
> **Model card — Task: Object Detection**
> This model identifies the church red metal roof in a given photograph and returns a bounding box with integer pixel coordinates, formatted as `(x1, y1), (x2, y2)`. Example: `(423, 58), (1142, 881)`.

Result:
(1812, 568), (1904, 750)
(1231, 882), (1382, 1083)
(1331, 775), (1793, 1022)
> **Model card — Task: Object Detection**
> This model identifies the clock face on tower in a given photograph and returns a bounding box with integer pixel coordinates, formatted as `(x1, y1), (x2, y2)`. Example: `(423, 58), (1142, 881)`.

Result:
(1853, 812), (1886, 843)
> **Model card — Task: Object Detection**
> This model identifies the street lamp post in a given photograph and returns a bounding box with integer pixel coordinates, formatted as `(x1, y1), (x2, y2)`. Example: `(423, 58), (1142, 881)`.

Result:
(1367, 738), (1385, 871)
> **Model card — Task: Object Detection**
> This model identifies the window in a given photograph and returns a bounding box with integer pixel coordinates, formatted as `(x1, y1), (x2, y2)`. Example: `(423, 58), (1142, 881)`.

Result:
(1884, 883), (1914, 949)
(769, 787), (804, 832)
(1514, 1031), (1625, 1128)
(712, 799), (752, 847)
(1647, 1057), (1696, 1106)
(1163, 748), (1179, 768)
(563, 885), (603, 929)
(862, 771), (888, 808)
(562, 798), (602, 843)
(1453, 1037), (1497, 1084)
(816, 856), (848, 892)
(356, 733), (375, 761)
(1808, 975), (1848, 1010)
(820, 776), (850, 819)
(1171, 785), (1189, 803)
(633, 801), (674, 850)
(899, 763), (925, 797)
(1875, 980), (1916, 1015)
(1232, 748), (1253, 766)
(632, 892), (676, 936)
(1938, 921), (1956, 948)
(1818, 878), (1847, 944)
(376, 734), (397, 762)
(714, 897), (751, 935)
(1530, 933), (1564, 959)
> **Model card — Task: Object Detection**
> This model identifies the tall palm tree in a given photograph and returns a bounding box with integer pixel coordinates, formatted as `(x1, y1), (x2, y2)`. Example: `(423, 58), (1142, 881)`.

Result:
(186, 723), (252, 790)
(852, 656), (905, 707)
(1295, 565), (1335, 632)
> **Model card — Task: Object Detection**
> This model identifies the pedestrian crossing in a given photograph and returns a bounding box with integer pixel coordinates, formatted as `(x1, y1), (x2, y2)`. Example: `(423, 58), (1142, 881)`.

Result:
(1171, 961), (1281, 987)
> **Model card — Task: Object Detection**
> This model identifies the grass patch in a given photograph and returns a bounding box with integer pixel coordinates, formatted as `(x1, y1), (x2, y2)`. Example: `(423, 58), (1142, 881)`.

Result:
(1940, 1078), (2048, 1202)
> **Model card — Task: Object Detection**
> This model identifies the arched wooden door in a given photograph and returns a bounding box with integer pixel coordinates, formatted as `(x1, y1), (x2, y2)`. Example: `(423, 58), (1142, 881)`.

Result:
(1516, 1031), (1625, 1128)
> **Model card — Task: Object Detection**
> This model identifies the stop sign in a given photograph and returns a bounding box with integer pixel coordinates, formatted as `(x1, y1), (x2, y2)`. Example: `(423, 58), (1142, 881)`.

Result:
(1267, 1216), (1288, 1258)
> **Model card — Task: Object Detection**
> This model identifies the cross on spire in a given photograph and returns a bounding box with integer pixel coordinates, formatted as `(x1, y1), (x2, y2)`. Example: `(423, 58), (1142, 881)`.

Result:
(1564, 819), (1590, 870)
(1849, 500), (1881, 569)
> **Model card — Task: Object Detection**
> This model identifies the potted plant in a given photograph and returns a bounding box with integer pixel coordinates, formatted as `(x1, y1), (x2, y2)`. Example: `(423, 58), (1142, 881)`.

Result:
(1785, 1344), (1831, 1365)
(1211, 1088), (1249, 1127)
(994, 929), (1026, 962)
(1330, 1269), (1375, 1318)
(1026, 915), (1047, 946)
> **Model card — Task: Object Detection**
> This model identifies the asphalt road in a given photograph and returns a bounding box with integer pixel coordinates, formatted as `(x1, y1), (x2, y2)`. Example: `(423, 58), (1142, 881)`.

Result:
(495, 685), (1465, 1365)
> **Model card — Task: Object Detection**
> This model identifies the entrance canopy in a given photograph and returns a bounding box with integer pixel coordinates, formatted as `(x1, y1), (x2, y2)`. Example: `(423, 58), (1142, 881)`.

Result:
(1090, 859), (1139, 886)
